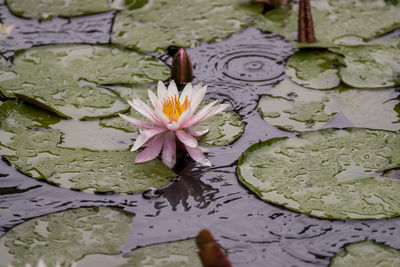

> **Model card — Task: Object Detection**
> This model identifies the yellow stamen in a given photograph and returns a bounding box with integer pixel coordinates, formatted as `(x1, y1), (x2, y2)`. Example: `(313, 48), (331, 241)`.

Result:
(162, 95), (190, 122)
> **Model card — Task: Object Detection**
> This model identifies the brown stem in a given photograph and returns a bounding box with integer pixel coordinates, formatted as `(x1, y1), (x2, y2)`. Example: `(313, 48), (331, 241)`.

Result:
(298, 0), (316, 43)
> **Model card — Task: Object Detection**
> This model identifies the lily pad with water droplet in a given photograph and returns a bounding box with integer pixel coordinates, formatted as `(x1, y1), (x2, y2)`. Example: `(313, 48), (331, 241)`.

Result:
(330, 39), (400, 88)
(111, 0), (263, 52)
(258, 78), (400, 132)
(285, 50), (341, 90)
(0, 207), (133, 267)
(330, 240), (400, 267)
(237, 128), (400, 219)
(253, 0), (400, 43)
(0, 100), (176, 193)
(0, 45), (170, 119)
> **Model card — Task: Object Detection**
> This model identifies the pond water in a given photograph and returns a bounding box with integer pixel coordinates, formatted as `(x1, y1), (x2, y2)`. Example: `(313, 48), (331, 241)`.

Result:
(1, 1), (400, 266)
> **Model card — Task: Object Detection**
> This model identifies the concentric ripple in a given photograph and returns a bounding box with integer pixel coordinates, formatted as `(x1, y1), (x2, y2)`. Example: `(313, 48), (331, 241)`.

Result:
(188, 27), (294, 87)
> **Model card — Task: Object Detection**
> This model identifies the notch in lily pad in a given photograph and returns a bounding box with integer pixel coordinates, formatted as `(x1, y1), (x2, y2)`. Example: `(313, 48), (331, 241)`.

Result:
(196, 229), (232, 267)
(171, 48), (194, 88)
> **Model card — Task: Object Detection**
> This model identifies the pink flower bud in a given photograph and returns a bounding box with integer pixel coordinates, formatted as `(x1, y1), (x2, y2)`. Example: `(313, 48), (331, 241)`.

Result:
(171, 48), (193, 85)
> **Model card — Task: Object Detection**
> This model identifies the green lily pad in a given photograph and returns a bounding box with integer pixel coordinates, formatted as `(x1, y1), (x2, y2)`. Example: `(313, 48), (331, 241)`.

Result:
(329, 39), (400, 88)
(0, 101), (176, 193)
(237, 128), (400, 219)
(253, 0), (400, 42)
(258, 78), (400, 132)
(0, 45), (170, 119)
(111, 0), (262, 52)
(100, 86), (245, 146)
(330, 240), (400, 267)
(0, 207), (133, 267)
(285, 50), (341, 90)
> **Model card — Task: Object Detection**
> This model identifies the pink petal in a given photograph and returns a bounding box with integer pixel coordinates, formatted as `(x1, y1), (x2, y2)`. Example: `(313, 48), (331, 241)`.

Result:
(167, 122), (180, 131)
(157, 81), (167, 102)
(185, 145), (211, 167)
(185, 103), (229, 128)
(176, 108), (192, 128)
(118, 113), (158, 129)
(179, 83), (193, 104)
(162, 131), (176, 168)
(154, 109), (171, 127)
(189, 85), (207, 116)
(148, 90), (161, 110)
(167, 80), (179, 97)
(183, 100), (218, 127)
(187, 128), (209, 137)
(132, 128), (166, 151)
(176, 129), (198, 148)
(135, 133), (165, 163)
(128, 99), (160, 125)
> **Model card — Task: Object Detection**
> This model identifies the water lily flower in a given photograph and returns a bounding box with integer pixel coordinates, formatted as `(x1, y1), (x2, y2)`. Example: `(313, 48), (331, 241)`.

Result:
(119, 81), (229, 168)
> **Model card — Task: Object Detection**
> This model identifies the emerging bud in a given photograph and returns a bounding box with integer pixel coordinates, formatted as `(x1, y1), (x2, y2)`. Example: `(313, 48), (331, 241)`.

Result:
(196, 229), (232, 267)
(171, 48), (193, 86)
(298, 0), (316, 43)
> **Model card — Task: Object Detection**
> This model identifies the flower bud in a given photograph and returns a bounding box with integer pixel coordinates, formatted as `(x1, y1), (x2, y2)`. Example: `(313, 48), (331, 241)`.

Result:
(171, 48), (193, 86)
(196, 229), (232, 267)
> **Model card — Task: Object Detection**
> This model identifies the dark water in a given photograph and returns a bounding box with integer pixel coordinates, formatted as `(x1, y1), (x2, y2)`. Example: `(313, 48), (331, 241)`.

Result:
(1, 3), (400, 266)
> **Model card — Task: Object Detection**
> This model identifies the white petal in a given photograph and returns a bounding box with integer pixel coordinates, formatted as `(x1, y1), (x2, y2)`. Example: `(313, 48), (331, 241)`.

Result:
(179, 83), (193, 104)
(167, 122), (180, 131)
(118, 113), (158, 129)
(176, 108), (192, 128)
(187, 128), (209, 137)
(127, 99), (159, 125)
(135, 134), (164, 163)
(131, 99), (166, 126)
(132, 128), (166, 151)
(157, 81), (167, 102)
(185, 103), (229, 128)
(176, 129), (198, 148)
(154, 108), (170, 127)
(162, 131), (176, 168)
(189, 85), (207, 116)
(167, 80), (179, 97)
(148, 90), (161, 110)
(183, 100), (218, 127)
(184, 145), (211, 167)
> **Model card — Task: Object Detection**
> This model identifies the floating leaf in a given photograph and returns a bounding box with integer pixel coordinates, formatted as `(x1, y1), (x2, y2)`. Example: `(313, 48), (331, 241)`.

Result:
(330, 240), (400, 267)
(330, 39), (400, 88)
(285, 50), (341, 89)
(0, 45), (170, 119)
(0, 101), (176, 193)
(254, 0), (400, 42)
(111, 0), (262, 52)
(0, 207), (133, 267)
(237, 128), (400, 219)
(258, 78), (400, 132)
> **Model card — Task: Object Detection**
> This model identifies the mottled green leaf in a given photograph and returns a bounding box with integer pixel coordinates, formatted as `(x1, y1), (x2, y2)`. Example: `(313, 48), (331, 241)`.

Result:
(330, 240), (400, 267)
(0, 45), (170, 119)
(254, 0), (400, 42)
(329, 39), (400, 88)
(0, 207), (133, 267)
(258, 78), (400, 132)
(0, 101), (176, 193)
(285, 50), (341, 90)
(111, 0), (262, 52)
(237, 128), (400, 219)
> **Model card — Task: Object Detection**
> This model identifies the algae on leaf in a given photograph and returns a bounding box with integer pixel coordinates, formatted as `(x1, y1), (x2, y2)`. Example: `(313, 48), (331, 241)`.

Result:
(0, 45), (170, 119)
(330, 240), (400, 267)
(237, 128), (400, 219)
(0, 101), (176, 193)
(0, 207), (133, 267)
(111, 0), (262, 52)
(254, 0), (400, 42)
(258, 78), (400, 132)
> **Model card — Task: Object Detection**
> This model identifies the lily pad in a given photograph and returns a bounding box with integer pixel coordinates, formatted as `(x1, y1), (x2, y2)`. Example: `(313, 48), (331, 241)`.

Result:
(100, 86), (245, 146)
(0, 45), (170, 119)
(0, 207), (133, 267)
(237, 128), (400, 219)
(258, 78), (400, 132)
(330, 39), (400, 88)
(253, 0), (400, 42)
(111, 0), (262, 52)
(330, 240), (400, 267)
(0, 101), (176, 193)
(285, 50), (341, 90)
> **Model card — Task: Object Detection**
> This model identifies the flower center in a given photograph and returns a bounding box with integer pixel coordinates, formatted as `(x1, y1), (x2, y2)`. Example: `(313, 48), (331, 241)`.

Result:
(162, 95), (190, 122)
